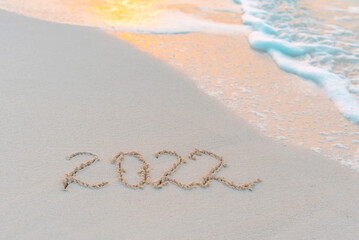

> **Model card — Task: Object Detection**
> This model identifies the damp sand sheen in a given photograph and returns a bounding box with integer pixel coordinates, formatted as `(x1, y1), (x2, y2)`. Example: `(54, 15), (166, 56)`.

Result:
(1, 1), (359, 240)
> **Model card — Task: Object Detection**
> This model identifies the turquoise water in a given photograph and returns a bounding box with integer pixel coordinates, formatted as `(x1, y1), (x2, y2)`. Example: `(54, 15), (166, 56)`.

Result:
(237, 0), (359, 123)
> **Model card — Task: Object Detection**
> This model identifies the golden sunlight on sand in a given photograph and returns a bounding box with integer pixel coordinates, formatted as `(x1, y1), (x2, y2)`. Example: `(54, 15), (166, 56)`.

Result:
(73, 0), (164, 25)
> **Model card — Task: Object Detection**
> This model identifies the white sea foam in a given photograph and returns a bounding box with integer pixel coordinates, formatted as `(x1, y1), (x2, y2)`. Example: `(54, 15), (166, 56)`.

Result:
(111, 11), (251, 34)
(333, 143), (350, 150)
(0, 0), (249, 34)
(236, 0), (359, 124)
(311, 147), (322, 154)
(327, 7), (359, 14)
(342, 149), (359, 171)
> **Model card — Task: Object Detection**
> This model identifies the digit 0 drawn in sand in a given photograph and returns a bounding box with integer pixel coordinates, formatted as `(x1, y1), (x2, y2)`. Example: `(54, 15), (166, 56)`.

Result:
(62, 149), (261, 191)
(111, 151), (150, 189)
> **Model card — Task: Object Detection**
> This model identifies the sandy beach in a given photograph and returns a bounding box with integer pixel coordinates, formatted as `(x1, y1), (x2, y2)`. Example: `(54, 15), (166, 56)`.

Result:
(1, 9), (359, 240)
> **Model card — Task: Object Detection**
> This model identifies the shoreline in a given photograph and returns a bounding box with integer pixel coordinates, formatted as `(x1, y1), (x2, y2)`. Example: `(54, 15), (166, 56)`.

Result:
(1, 1), (358, 168)
(1, 9), (359, 240)
(115, 31), (359, 169)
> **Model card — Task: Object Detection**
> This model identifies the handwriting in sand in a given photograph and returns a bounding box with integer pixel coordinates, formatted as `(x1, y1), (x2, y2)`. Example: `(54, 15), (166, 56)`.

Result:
(62, 149), (261, 191)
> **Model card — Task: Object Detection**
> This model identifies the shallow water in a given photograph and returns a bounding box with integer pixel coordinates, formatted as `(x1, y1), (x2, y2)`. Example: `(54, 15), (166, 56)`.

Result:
(1, 0), (358, 114)
(1, 0), (359, 169)
(239, 0), (359, 123)
(1, 0), (359, 120)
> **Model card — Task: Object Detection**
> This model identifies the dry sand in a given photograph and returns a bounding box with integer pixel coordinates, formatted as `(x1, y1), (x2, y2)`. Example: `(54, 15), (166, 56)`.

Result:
(0, 10), (359, 240)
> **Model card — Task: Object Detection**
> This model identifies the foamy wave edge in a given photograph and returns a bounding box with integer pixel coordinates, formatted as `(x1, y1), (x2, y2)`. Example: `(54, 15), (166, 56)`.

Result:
(235, 0), (359, 124)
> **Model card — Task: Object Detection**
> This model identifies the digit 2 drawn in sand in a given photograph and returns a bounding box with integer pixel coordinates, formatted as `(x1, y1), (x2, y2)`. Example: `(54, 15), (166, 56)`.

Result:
(62, 149), (261, 191)
(63, 152), (109, 190)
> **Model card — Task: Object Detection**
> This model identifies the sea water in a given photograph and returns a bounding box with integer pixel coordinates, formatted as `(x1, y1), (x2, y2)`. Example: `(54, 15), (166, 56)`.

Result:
(1, 0), (358, 120)
(1, 0), (358, 169)
(240, 0), (359, 123)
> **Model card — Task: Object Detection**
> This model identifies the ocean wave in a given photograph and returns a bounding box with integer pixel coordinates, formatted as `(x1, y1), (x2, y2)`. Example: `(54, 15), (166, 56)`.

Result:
(236, 0), (359, 123)
(0, 0), (248, 34)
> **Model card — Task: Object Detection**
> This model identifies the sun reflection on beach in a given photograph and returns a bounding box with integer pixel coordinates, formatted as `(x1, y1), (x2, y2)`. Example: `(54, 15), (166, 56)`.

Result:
(73, 0), (164, 26)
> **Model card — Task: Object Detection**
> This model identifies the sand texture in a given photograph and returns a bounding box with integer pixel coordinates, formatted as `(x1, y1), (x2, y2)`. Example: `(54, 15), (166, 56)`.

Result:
(1, 10), (359, 240)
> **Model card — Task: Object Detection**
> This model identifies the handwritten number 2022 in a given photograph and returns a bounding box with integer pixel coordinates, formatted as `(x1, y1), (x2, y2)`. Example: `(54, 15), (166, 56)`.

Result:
(63, 149), (261, 191)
